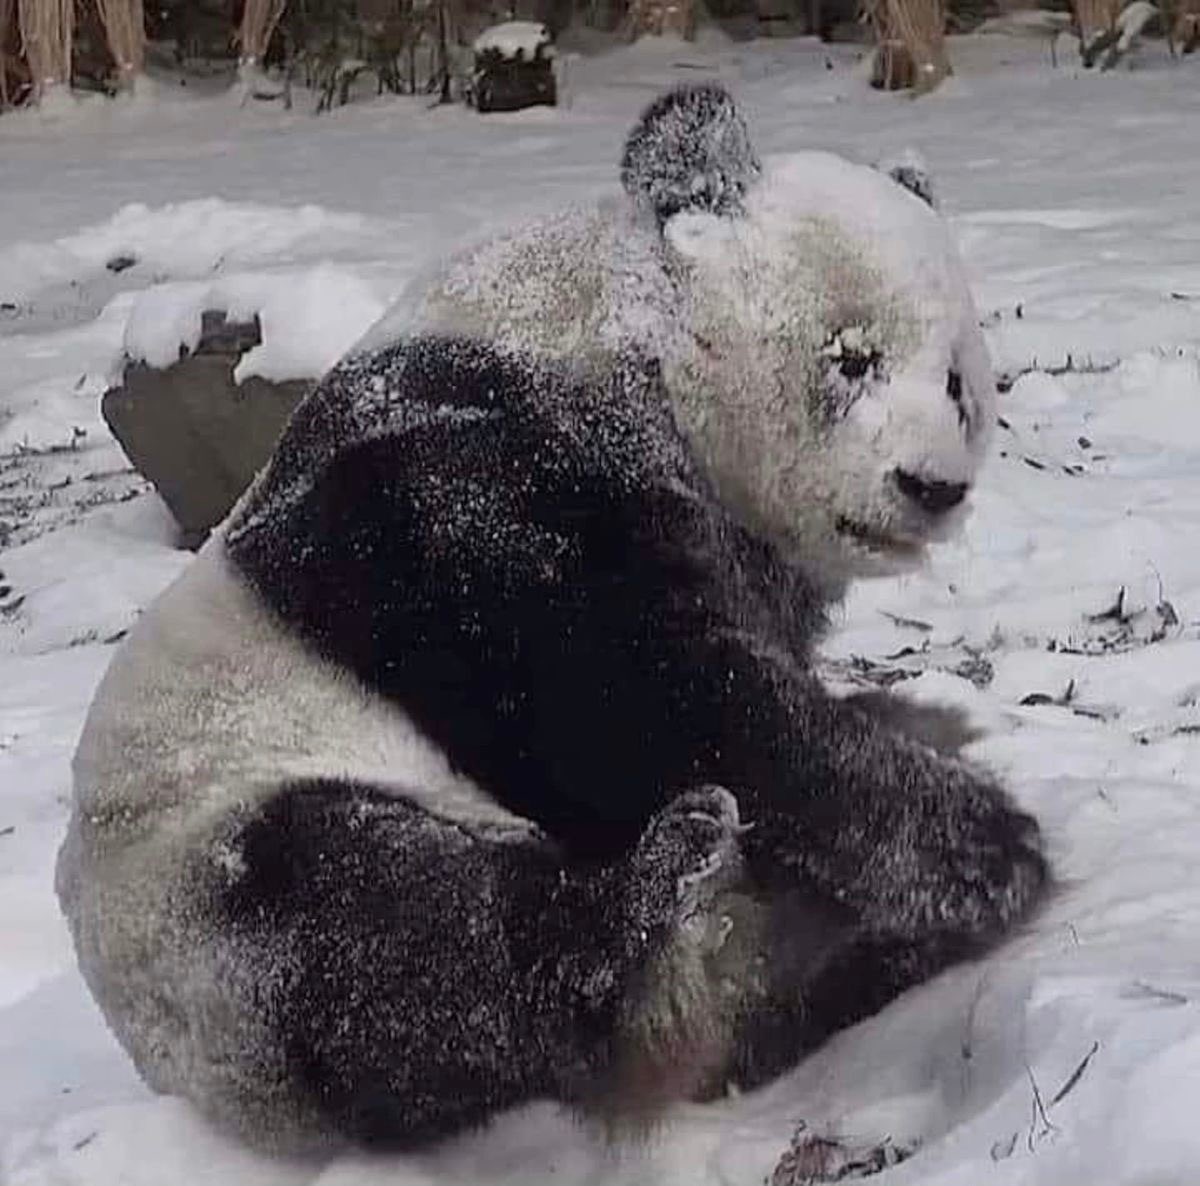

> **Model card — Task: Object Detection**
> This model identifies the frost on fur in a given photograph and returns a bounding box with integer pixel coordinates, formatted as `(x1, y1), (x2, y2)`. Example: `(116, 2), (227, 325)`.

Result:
(620, 83), (762, 223)
(56, 84), (1044, 1156)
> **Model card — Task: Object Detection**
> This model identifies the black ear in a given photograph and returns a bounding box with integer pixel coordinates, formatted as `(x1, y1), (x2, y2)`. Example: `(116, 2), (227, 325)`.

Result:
(620, 83), (761, 225)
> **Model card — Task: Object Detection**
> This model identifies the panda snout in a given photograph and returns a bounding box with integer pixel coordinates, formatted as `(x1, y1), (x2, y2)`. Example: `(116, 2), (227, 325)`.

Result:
(893, 469), (968, 516)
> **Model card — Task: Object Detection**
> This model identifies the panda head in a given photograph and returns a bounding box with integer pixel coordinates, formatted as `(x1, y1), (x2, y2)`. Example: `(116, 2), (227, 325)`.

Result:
(623, 84), (996, 597)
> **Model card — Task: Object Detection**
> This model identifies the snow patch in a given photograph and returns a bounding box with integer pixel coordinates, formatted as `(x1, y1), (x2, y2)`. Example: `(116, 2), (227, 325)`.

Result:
(473, 21), (555, 59)
(122, 266), (386, 383)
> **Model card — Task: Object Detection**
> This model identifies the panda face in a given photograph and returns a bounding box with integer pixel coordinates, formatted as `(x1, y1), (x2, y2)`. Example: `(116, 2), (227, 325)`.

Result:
(661, 152), (995, 596)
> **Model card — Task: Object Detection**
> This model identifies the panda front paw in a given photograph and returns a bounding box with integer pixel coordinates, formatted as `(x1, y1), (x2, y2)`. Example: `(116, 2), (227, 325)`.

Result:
(628, 785), (746, 943)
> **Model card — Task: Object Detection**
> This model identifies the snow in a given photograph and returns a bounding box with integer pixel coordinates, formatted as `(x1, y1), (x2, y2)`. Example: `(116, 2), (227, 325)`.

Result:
(2, 30), (1200, 1186)
(122, 266), (386, 381)
(472, 21), (555, 59)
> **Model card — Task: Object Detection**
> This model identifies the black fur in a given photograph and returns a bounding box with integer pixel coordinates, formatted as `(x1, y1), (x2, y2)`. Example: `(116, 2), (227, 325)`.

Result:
(224, 333), (1047, 1137)
(212, 778), (745, 1147)
(619, 83), (762, 223)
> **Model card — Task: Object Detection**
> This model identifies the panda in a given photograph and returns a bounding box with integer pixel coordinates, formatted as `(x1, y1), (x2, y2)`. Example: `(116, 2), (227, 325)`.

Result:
(56, 84), (1047, 1154)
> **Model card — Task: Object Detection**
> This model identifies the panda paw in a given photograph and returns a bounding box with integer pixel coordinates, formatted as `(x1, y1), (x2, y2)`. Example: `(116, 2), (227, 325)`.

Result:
(628, 786), (746, 944)
(870, 771), (1048, 944)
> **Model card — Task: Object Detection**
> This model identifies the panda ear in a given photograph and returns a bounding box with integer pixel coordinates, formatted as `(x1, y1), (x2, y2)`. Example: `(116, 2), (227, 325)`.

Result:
(620, 83), (762, 226)
(875, 150), (937, 208)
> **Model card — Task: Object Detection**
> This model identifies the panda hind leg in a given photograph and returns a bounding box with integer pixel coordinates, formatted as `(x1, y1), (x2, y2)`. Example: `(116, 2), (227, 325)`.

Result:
(207, 778), (749, 1148)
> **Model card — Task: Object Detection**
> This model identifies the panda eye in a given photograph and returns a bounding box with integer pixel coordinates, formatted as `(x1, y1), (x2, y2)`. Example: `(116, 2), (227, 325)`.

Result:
(820, 327), (884, 383)
(837, 349), (882, 381)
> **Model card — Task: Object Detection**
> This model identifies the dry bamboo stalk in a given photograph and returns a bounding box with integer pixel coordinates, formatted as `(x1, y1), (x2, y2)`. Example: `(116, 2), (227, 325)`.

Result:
(95, 0), (145, 88)
(624, 0), (696, 38)
(1167, 0), (1200, 52)
(236, 0), (286, 66)
(1072, 0), (1119, 44)
(0, 0), (14, 107)
(17, 0), (72, 101)
(867, 0), (949, 91)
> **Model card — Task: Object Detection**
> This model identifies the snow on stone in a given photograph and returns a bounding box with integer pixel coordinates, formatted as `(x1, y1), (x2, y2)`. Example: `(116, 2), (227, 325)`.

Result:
(2, 30), (1200, 1186)
(472, 20), (554, 59)
(122, 266), (386, 382)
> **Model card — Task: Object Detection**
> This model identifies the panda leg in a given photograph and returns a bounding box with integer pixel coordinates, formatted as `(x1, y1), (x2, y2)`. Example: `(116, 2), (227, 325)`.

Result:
(208, 778), (746, 1148)
(713, 918), (991, 1094)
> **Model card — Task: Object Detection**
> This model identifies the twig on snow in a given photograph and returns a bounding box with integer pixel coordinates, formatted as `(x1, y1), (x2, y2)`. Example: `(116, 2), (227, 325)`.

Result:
(1025, 1062), (1060, 1151)
(1049, 1041), (1100, 1107)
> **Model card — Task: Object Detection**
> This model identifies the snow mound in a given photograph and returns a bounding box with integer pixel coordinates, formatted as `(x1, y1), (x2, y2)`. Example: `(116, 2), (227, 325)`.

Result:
(0, 199), (384, 306)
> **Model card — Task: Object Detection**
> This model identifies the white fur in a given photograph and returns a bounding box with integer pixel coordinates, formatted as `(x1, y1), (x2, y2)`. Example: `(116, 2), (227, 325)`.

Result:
(56, 533), (526, 1135)
(69, 533), (516, 842)
(368, 151), (995, 600)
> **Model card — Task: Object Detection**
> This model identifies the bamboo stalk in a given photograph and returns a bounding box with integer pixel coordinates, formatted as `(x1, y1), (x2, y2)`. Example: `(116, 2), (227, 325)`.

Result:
(17, 0), (72, 101)
(95, 0), (145, 89)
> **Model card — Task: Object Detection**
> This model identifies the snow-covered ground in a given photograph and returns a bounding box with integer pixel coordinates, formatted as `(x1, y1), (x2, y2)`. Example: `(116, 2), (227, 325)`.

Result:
(3, 29), (1200, 1186)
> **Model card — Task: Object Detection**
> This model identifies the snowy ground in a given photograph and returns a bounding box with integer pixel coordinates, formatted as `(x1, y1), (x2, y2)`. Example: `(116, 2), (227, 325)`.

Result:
(3, 29), (1200, 1186)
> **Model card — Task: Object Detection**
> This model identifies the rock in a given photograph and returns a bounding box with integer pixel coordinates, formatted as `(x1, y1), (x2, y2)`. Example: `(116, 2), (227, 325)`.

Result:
(102, 310), (311, 547)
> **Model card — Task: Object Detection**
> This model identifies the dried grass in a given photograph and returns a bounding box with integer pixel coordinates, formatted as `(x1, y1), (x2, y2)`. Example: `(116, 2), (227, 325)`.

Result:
(1072, 0), (1120, 41)
(17, 0), (71, 99)
(95, 0), (145, 87)
(867, 0), (951, 92)
(623, 0), (697, 39)
(0, 0), (16, 107)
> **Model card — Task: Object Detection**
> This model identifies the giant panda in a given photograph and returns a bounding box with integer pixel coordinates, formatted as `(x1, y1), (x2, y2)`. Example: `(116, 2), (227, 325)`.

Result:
(56, 83), (1047, 1154)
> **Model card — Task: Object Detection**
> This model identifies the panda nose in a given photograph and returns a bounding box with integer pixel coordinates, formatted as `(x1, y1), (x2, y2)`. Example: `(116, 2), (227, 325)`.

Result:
(894, 469), (968, 515)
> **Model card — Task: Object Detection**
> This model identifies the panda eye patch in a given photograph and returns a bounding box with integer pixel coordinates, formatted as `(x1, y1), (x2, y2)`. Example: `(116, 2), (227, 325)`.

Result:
(820, 327), (884, 384)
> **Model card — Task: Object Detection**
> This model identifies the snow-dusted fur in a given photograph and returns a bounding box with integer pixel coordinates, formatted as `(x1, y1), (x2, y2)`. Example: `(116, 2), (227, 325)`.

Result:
(375, 108), (993, 599)
(56, 84), (1046, 1153)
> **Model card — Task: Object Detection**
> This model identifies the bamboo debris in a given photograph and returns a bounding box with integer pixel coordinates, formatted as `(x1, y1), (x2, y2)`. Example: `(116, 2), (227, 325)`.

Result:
(95, 0), (145, 88)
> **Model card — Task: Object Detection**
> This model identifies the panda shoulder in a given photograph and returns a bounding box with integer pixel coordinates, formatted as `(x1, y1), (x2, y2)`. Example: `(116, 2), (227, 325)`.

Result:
(351, 200), (645, 363)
